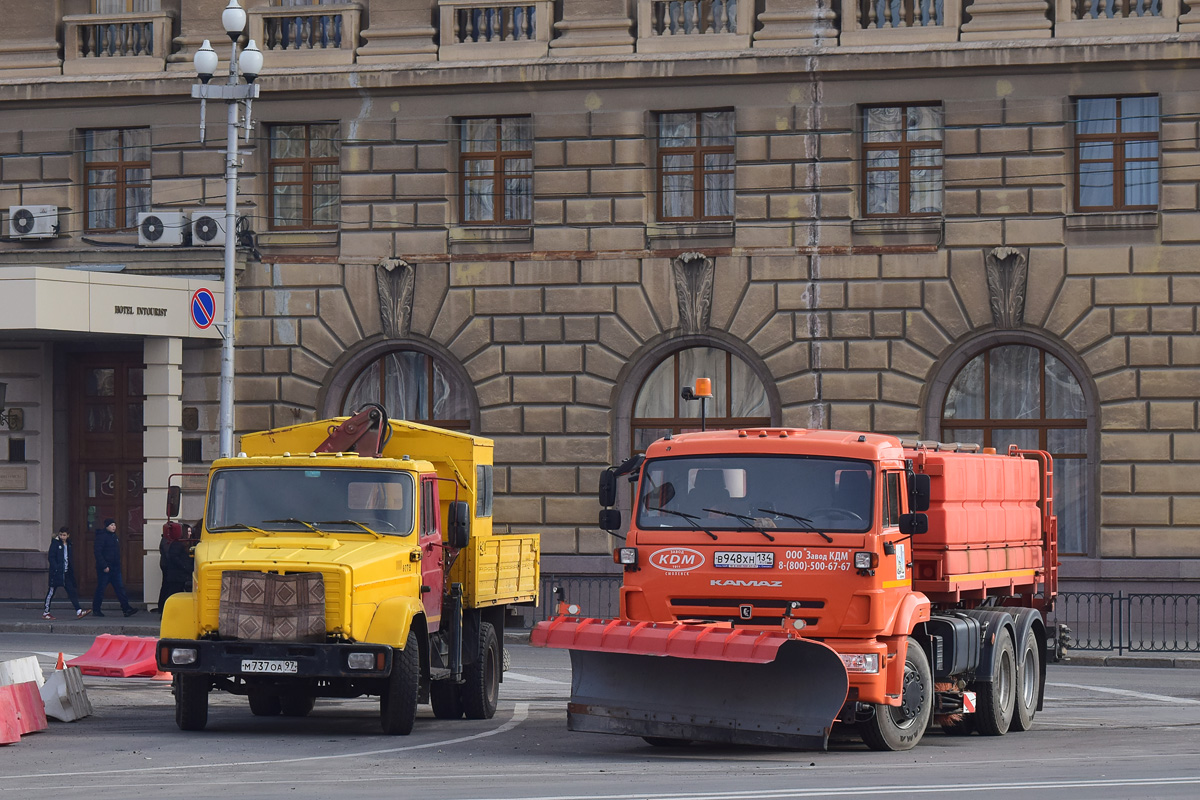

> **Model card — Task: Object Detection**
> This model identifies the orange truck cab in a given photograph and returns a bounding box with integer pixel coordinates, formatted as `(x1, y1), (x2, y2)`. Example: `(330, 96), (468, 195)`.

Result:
(533, 427), (1061, 752)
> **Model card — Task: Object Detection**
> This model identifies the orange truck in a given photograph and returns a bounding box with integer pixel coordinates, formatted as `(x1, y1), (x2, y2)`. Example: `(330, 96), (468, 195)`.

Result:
(532, 427), (1061, 751)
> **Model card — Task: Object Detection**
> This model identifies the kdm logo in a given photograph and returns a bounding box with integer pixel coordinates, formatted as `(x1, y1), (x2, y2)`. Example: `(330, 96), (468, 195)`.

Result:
(710, 579), (784, 587)
(649, 547), (705, 572)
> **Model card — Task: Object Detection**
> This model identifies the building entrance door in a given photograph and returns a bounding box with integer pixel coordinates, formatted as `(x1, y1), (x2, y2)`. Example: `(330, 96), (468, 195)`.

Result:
(69, 353), (145, 598)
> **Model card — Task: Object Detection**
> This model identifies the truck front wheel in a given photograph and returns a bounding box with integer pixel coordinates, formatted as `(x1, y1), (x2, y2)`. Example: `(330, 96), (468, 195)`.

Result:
(975, 629), (1016, 736)
(462, 621), (500, 720)
(280, 693), (316, 717)
(380, 632), (420, 735)
(248, 690), (281, 716)
(859, 636), (932, 752)
(175, 674), (209, 731)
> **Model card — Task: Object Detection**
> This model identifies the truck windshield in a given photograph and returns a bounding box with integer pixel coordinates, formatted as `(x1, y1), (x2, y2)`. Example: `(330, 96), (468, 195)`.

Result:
(206, 467), (416, 537)
(636, 455), (873, 534)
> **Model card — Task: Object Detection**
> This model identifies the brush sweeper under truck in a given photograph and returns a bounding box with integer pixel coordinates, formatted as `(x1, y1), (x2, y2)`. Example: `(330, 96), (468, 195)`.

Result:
(532, 427), (1059, 751)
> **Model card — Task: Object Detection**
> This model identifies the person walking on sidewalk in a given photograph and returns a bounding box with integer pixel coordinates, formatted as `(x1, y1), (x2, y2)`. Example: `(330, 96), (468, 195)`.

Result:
(43, 526), (91, 620)
(92, 518), (138, 618)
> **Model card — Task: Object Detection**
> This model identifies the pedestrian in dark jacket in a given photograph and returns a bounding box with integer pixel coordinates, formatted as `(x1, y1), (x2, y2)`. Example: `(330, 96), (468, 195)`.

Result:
(157, 523), (194, 609)
(92, 518), (138, 617)
(43, 526), (91, 620)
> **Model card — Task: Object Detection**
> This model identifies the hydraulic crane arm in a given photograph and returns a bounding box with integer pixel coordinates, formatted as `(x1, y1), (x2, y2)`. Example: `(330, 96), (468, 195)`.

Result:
(314, 403), (390, 457)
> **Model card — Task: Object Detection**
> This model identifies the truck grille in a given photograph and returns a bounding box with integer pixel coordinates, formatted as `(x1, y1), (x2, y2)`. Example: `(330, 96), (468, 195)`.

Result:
(669, 598), (823, 626)
(199, 567), (348, 636)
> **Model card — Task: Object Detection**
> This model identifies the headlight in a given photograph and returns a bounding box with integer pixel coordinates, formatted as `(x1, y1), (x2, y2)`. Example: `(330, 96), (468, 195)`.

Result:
(347, 652), (375, 670)
(839, 653), (880, 674)
(170, 647), (198, 665)
(615, 547), (638, 566)
(854, 551), (879, 570)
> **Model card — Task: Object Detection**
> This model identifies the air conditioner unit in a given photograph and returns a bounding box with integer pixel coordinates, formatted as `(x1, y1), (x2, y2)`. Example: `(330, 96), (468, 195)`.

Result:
(8, 205), (59, 239)
(191, 212), (226, 247)
(137, 211), (189, 247)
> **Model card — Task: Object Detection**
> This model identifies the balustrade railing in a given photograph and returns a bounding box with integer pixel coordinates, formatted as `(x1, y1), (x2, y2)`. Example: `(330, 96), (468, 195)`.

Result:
(840, 0), (960, 43)
(437, 1), (553, 59)
(62, 11), (174, 74)
(248, 3), (362, 66)
(1055, 0), (1181, 33)
(637, 0), (754, 51)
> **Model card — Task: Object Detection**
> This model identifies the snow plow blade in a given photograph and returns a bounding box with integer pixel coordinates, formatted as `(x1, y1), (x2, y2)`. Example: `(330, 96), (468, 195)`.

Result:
(532, 618), (849, 749)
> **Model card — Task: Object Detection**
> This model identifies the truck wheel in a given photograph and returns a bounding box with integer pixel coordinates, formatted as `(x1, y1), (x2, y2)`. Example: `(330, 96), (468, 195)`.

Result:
(430, 680), (464, 720)
(462, 621), (500, 720)
(175, 674), (209, 731)
(380, 632), (420, 735)
(859, 636), (932, 752)
(975, 629), (1016, 736)
(280, 693), (316, 717)
(248, 690), (281, 716)
(1010, 628), (1040, 732)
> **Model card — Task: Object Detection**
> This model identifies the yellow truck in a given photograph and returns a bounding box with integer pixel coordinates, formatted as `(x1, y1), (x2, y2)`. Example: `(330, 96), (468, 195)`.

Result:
(156, 405), (539, 734)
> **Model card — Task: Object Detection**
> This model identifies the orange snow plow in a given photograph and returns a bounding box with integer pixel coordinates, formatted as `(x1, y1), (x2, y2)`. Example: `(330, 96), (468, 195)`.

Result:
(532, 617), (848, 748)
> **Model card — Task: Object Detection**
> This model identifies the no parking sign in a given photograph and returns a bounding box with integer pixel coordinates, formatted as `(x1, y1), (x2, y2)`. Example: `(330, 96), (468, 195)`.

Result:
(191, 288), (216, 330)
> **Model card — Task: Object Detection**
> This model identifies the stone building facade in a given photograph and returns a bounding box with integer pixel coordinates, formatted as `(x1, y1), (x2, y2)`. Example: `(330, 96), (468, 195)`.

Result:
(1, 0), (1199, 605)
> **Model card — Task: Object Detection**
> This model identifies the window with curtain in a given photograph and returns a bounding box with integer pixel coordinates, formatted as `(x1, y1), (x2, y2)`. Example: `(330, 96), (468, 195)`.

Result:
(941, 344), (1089, 555)
(459, 117), (533, 224)
(341, 350), (471, 430)
(269, 123), (340, 230)
(1075, 96), (1159, 211)
(92, 1), (160, 11)
(657, 110), (735, 221)
(84, 128), (150, 232)
(862, 104), (943, 217)
(631, 346), (770, 453)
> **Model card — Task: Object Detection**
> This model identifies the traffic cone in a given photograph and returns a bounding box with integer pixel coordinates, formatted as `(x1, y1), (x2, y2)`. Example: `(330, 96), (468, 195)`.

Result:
(55, 653), (65, 671)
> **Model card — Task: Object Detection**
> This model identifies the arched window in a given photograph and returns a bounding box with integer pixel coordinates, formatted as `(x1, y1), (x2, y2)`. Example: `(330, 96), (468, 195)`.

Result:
(940, 344), (1089, 555)
(341, 349), (471, 430)
(631, 346), (770, 453)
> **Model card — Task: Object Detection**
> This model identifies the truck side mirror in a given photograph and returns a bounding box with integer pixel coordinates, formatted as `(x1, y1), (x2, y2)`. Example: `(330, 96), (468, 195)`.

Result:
(447, 500), (471, 549)
(910, 473), (931, 512)
(599, 508), (622, 532)
(598, 469), (617, 508)
(899, 513), (928, 536)
(166, 485), (182, 518)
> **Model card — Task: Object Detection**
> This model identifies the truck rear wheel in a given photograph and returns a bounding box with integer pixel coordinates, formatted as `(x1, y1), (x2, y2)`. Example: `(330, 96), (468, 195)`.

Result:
(975, 629), (1016, 736)
(859, 636), (932, 752)
(462, 621), (500, 720)
(1010, 628), (1040, 732)
(248, 690), (281, 716)
(280, 693), (316, 717)
(431, 679), (464, 720)
(175, 674), (209, 731)
(380, 632), (420, 735)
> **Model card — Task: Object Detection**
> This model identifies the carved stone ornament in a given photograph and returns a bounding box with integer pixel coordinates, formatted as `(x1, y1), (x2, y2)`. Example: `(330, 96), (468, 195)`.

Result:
(672, 252), (715, 335)
(984, 246), (1028, 330)
(376, 258), (415, 339)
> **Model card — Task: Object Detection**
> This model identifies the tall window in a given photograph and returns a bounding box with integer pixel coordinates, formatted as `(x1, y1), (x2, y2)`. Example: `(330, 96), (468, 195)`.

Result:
(459, 117), (532, 224)
(269, 123), (340, 230)
(941, 344), (1089, 555)
(631, 347), (769, 453)
(862, 105), (943, 217)
(342, 350), (471, 430)
(1076, 96), (1159, 211)
(84, 129), (150, 232)
(657, 111), (734, 221)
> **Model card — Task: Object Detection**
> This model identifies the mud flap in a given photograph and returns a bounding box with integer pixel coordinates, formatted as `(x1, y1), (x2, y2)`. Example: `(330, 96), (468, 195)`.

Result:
(566, 638), (849, 749)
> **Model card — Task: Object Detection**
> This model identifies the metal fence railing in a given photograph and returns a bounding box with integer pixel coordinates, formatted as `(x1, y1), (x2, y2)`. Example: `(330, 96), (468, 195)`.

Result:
(512, 582), (1200, 655)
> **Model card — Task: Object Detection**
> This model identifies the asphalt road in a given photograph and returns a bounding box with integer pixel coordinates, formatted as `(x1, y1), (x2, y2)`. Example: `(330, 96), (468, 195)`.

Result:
(3, 632), (1200, 799)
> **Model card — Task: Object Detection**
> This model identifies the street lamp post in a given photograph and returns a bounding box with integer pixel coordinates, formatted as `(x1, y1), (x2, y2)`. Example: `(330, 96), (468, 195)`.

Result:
(192, 0), (263, 459)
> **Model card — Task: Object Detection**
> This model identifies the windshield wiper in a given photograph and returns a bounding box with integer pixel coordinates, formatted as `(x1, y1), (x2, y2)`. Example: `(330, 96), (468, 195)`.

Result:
(208, 523), (270, 535)
(760, 508), (833, 543)
(317, 520), (386, 539)
(652, 507), (717, 540)
(703, 509), (776, 542)
(263, 518), (326, 536)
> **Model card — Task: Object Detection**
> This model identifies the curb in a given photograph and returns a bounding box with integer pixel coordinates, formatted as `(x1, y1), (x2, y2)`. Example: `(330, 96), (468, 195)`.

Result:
(1058, 654), (1200, 669)
(0, 621), (161, 636)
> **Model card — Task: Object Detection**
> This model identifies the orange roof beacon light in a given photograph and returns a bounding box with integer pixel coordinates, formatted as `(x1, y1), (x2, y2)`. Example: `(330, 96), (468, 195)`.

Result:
(680, 378), (713, 431)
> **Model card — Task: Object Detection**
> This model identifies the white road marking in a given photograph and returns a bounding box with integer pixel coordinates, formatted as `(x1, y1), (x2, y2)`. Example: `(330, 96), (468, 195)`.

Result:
(2, 702), (530, 781)
(503, 671), (568, 684)
(1048, 681), (1200, 706)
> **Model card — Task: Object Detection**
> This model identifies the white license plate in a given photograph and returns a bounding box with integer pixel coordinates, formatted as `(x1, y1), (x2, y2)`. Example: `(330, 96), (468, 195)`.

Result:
(714, 551), (774, 568)
(240, 659), (298, 674)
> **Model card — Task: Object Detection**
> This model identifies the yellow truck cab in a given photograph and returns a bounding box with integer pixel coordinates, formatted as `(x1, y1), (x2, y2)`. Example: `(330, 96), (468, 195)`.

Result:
(157, 406), (539, 734)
